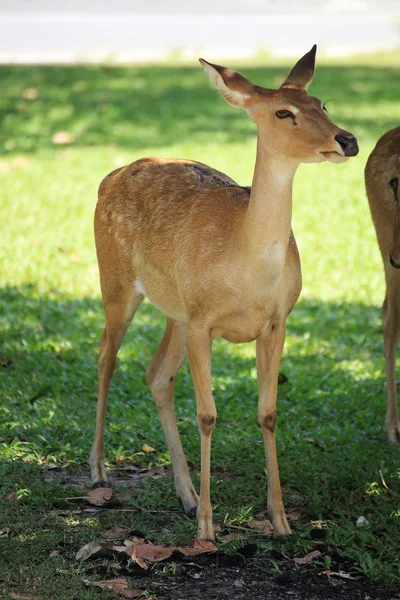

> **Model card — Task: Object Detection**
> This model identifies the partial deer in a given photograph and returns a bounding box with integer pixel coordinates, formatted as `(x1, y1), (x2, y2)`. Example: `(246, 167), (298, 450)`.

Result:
(365, 126), (400, 445)
(91, 46), (359, 539)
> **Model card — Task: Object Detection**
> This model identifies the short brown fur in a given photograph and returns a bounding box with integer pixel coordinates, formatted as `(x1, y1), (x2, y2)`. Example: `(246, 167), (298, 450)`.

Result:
(90, 47), (358, 540)
(365, 127), (400, 444)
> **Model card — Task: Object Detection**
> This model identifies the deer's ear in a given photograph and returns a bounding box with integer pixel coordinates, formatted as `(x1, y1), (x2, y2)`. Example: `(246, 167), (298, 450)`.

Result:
(199, 58), (255, 108)
(280, 45), (317, 91)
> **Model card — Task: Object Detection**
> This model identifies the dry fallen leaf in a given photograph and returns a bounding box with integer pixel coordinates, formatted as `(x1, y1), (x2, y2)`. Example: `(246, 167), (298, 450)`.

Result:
(141, 444), (156, 453)
(294, 550), (322, 565)
(101, 527), (129, 540)
(286, 508), (302, 522)
(320, 569), (356, 580)
(248, 519), (273, 534)
(86, 486), (113, 506)
(131, 545), (148, 569)
(113, 538), (217, 568)
(51, 131), (75, 145)
(136, 543), (174, 563)
(76, 541), (113, 561)
(5, 492), (17, 501)
(193, 539), (218, 552)
(177, 540), (218, 556)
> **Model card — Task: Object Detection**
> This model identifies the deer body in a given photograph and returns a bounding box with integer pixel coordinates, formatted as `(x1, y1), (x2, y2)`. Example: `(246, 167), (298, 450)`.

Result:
(91, 47), (358, 540)
(365, 127), (400, 444)
(96, 157), (301, 344)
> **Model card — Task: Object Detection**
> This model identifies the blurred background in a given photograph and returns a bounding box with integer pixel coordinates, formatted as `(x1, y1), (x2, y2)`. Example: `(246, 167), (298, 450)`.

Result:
(0, 0), (399, 63)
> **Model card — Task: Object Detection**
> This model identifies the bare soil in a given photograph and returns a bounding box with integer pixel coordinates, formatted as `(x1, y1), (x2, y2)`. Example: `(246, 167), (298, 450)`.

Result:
(122, 553), (399, 600)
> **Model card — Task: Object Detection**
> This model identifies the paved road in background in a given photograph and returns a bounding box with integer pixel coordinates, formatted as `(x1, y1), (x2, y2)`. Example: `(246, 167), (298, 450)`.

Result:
(0, 0), (398, 62)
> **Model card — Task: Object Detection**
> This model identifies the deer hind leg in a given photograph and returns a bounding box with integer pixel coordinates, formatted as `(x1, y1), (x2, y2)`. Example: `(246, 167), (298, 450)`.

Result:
(146, 318), (199, 512)
(256, 323), (291, 536)
(90, 288), (143, 486)
(382, 287), (400, 444)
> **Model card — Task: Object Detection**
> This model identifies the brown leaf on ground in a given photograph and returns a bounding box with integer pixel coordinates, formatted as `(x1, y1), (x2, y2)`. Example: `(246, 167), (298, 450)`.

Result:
(112, 537), (144, 555)
(286, 508), (302, 522)
(135, 543), (174, 563)
(320, 569), (356, 580)
(131, 546), (148, 569)
(51, 131), (75, 145)
(125, 537), (145, 546)
(76, 541), (113, 561)
(101, 527), (129, 540)
(5, 492), (17, 501)
(114, 538), (217, 568)
(86, 486), (113, 506)
(9, 594), (39, 600)
(193, 539), (218, 552)
(248, 519), (273, 534)
(294, 550), (322, 565)
(177, 540), (218, 556)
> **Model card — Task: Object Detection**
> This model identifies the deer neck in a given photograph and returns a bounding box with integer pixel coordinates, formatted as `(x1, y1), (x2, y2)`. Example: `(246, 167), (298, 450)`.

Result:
(242, 138), (298, 265)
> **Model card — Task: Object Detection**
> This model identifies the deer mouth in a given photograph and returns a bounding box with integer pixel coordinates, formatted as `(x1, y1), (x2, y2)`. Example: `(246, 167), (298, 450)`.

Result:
(320, 151), (349, 163)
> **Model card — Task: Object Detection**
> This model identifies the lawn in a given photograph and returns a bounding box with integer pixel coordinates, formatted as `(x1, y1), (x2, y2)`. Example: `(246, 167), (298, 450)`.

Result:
(1, 53), (400, 599)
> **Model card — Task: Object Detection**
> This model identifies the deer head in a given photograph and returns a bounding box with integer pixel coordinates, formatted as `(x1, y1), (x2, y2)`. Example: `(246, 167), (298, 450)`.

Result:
(200, 45), (359, 164)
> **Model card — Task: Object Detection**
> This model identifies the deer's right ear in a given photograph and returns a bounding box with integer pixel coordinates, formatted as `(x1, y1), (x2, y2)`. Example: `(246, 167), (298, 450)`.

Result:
(199, 58), (254, 109)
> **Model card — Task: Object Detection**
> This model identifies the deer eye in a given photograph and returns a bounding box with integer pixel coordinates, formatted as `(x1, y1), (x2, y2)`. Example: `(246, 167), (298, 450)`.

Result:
(275, 110), (294, 119)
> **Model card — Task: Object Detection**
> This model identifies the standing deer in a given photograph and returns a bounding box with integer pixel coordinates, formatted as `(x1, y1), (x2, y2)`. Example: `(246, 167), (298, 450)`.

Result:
(365, 127), (400, 445)
(90, 46), (359, 539)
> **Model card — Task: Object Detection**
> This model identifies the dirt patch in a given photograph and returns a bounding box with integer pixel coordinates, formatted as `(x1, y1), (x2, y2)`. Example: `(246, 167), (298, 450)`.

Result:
(144, 555), (398, 600)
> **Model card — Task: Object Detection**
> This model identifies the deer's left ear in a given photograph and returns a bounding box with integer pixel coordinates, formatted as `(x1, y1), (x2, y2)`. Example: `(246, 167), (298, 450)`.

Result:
(280, 45), (317, 91)
(199, 58), (255, 109)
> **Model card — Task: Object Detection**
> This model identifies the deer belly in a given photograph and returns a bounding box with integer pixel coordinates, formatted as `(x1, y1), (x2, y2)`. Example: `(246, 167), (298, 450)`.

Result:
(134, 278), (187, 322)
(212, 307), (272, 344)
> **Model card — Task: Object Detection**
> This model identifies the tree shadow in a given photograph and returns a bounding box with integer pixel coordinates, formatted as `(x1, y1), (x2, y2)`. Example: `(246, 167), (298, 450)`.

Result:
(1, 63), (399, 155)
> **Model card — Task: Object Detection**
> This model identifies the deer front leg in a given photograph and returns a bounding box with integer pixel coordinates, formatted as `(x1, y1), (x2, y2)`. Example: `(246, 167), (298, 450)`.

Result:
(256, 323), (291, 536)
(383, 291), (400, 444)
(187, 326), (216, 541)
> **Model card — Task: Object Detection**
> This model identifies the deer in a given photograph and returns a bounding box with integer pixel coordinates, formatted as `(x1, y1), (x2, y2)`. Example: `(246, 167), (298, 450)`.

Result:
(90, 45), (359, 540)
(365, 126), (400, 445)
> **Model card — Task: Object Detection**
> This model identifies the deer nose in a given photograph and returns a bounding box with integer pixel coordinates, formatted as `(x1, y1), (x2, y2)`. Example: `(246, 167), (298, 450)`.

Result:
(334, 134), (359, 156)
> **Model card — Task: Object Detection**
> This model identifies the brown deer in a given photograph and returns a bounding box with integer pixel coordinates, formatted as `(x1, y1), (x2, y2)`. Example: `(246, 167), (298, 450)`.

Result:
(90, 46), (359, 540)
(365, 127), (400, 445)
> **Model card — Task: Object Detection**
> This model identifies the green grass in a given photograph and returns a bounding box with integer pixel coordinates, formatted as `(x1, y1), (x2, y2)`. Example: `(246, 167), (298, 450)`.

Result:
(1, 54), (400, 599)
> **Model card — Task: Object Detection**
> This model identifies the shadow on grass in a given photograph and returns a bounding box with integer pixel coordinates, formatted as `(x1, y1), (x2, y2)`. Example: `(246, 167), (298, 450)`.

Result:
(0, 281), (396, 474)
(1, 63), (399, 154)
